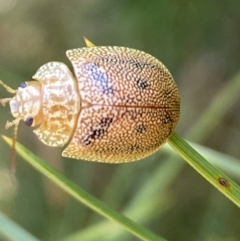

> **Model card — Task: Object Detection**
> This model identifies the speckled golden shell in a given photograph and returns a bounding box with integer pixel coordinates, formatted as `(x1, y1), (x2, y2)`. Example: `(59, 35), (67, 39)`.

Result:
(53, 46), (180, 163)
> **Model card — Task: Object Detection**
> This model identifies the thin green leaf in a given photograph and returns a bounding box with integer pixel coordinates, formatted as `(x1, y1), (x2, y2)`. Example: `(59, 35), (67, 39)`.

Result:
(167, 132), (240, 208)
(2, 135), (166, 241)
(0, 212), (40, 241)
(164, 141), (240, 178)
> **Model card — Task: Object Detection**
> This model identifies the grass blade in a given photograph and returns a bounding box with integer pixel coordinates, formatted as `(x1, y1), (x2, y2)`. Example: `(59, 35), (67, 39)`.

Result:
(0, 212), (40, 241)
(167, 132), (240, 207)
(2, 135), (166, 241)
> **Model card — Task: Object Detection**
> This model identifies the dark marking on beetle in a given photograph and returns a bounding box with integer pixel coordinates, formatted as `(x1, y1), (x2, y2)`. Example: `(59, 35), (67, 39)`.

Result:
(24, 116), (33, 127)
(127, 144), (141, 153)
(134, 61), (143, 69)
(99, 56), (119, 65)
(138, 62), (156, 70)
(168, 126), (173, 137)
(85, 62), (114, 94)
(19, 82), (27, 88)
(99, 56), (146, 71)
(127, 60), (144, 70)
(102, 57), (118, 64)
(82, 117), (113, 146)
(164, 89), (172, 100)
(218, 177), (230, 187)
(162, 110), (173, 124)
(100, 117), (113, 128)
(82, 137), (92, 146)
(136, 78), (149, 89)
(135, 124), (146, 134)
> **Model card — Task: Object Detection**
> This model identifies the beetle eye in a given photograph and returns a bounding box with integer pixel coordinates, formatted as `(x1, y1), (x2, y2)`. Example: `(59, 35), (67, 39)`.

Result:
(24, 116), (34, 127)
(18, 82), (27, 88)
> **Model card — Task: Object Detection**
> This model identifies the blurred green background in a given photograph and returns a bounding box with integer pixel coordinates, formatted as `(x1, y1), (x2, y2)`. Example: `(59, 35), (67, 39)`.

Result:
(0, 1), (240, 241)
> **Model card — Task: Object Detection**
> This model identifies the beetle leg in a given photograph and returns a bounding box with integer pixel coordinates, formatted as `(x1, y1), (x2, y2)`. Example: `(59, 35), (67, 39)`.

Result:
(5, 119), (19, 130)
(0, 98), (12, 106)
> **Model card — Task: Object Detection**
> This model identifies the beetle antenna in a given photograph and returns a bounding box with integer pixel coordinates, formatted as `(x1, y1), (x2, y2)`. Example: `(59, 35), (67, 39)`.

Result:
(0, 79), (18, 173)
(0, 80), (16, 107)
(0, 80), (17, 94)
(10, 120), (20, 174)
(4, 119), (20, 174)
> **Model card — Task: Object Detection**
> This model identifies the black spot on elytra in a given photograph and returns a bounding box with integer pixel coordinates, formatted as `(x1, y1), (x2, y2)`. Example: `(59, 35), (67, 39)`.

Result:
(85, 62), (114, 94)
(100, 56), (145, 70)
(135, 124), (146, 134)
(136, 78), (149, 89)
(125, 59), (145, 70)
(162, 110), (173, 124)
(134, 62), (142, 69)
(103, 57), (118, 64)
(127, 144), (141, 153)
(151, 64), (156, 69)
(140, 62), (156, 69)
(82, 117), (113, 146)
(100, 117), (113, 127)
(164, 89), (172, 100)
(99, 56), (120, 65)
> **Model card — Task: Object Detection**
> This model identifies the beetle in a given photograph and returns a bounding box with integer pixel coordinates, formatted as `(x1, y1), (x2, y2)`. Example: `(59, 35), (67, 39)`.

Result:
(0, 38), (180, 164)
